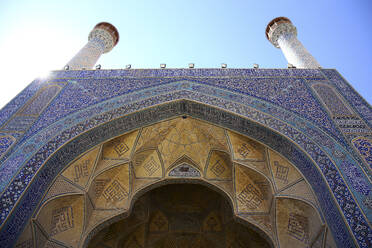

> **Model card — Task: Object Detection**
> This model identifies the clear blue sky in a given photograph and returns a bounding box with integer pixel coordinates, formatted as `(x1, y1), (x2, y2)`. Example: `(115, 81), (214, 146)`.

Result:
(0, 0), (371, 108)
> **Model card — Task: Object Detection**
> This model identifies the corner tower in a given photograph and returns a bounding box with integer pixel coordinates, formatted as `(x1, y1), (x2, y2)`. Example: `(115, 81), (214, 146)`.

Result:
(266, 17), (320, 69)
(65, 22), (119, 70)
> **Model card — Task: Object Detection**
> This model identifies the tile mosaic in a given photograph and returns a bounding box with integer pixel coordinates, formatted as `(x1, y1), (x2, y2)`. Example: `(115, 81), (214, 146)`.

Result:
(322, 69), (372, 126)
(0, 69), (370, 248)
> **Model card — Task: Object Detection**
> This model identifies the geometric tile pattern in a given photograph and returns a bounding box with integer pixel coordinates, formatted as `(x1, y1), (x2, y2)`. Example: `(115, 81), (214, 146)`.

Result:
(0, 99), (362, 248)
(275, 197), (323, 248)
(352, 136), (372, 169)
(9, 117), (334, 248)
(312, 83), (371, 156)
(321, 69), (372, 126)
(0, 84), (62, 162)
(0, 68), (370, 248)
(0, 80), (41, 127)
(278, 180), (319, 208)
(0, 135), (15, 158)
(268, 150), (302, 191)
(43, 176), (83, 203)
(312, 83), (354, 117)
(21, 70), (341, 147)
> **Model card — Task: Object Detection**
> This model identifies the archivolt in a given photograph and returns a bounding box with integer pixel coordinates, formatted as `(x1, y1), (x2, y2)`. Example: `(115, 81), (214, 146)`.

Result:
(6, 100), (353, 247)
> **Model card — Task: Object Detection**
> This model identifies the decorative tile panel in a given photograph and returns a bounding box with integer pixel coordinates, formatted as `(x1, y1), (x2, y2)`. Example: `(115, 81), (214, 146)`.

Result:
(312, 83), (354, 117)
(0, 135), (15, 158)
(0, 84), (63, 161)
(352, 137), (372, 169)
(0, 80), (41, 127)
(321, 69), (372, 126)
(0, 100), (361, 248)
(312, 83), (371, 137)
(0, 69), (370, 248)
(35, 79), (339, 146)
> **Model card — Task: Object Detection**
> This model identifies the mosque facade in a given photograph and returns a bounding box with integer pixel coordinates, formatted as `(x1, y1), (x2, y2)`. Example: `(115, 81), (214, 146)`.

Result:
(0, 18), (371, 247)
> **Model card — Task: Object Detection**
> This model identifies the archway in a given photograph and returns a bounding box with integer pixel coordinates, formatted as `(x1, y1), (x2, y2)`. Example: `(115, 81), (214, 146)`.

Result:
(14, 116), (336, 247)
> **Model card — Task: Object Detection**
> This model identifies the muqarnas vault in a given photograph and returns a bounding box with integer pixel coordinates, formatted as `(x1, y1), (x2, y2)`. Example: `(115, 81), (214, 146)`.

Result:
(0, 18), (371, 248)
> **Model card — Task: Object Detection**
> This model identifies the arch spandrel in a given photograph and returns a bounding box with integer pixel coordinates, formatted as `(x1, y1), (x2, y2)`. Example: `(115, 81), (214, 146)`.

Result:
(101, 130), (138, 160)
(62, 146), (101, 189)
(35, 194), (85, 247)
(132, 149), (163, 179)
(43, 176), (84, 203)
(13, 116), (338, 248)
(205, 150), (232, 180)
(93, 153), (124, 176)
(267, 149), (303, 192)
(2, 100), (363, 248)
(277, 179), (320, 209)
(234, 164), (273, 214)
(87, 163), (131, 210)
(227, 130), (265, 161)
(276, 197), (324, 248)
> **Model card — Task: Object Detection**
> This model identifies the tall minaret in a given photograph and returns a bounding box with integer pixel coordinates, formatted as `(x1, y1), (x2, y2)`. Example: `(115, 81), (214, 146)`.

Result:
(266, 17), (320, 69)
(65, 22), (119, 70)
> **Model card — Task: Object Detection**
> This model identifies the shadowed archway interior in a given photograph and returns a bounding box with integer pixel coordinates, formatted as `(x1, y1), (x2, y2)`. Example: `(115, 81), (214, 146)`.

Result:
(87, 184), (272, 248)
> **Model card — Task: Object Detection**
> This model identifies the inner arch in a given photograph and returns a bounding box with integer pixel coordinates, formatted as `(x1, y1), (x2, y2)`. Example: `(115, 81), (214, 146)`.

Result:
(86, 184), (273, 248)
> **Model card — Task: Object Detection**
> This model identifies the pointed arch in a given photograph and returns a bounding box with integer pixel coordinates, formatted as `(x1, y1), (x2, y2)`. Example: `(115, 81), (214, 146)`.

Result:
(2, 100), (357, 247)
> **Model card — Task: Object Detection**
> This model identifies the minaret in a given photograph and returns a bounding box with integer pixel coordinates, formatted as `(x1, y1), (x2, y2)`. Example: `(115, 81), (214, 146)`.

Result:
(266, 17), (320, 69)
(65, 22), (119, 70)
